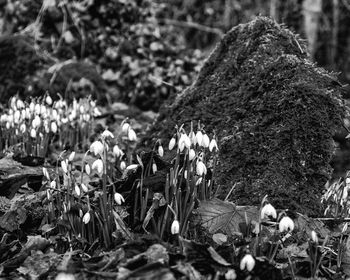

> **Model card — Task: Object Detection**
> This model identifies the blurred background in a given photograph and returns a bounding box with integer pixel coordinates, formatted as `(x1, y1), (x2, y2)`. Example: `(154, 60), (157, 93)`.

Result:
(0, 0), (349, 174)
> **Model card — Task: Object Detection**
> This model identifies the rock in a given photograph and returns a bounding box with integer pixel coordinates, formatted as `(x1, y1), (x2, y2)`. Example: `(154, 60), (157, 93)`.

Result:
(0, 35), (42, 103)
(43, 61), (108, 104)
(145, 17), (347, 216)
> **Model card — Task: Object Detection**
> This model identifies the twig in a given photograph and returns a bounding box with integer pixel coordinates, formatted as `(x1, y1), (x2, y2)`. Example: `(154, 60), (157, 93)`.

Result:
(159, 18), (224, 37)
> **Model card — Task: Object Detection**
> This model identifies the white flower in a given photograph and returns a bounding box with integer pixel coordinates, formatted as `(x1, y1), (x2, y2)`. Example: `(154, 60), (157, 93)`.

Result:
(114, 192), (125, 205)
(50, 181), (56, 189)
(34, 103), (41, 115)
(61, 160), (68, 173)
(195, 177), (203, 185)
(74, 184), (81, 196)
(16, 99), (25, 109)
(32, 115), (41, 128)
(55, 272), (76, 280)
(279, 216), (295, 232)
(168, 137), (176, 150)
(158, 145), (164, 157)
(68, 151), (75, 162)
(122, 122), (130, 133)
(178, 134), (190, 151)
(152, 163), (157, 173)
(260, 203), (277, 219)
(128, 128), (137, 141)
(81, 183), (88, 193)
(120, 161), (126, 170)
(171, 220), (180, 234)
(202, 134), (210, 148)
(82, 212), (91, 224)
(311, 230), (318, 243)
(42, 167), (50, 180)
(30, 128), (37, 138)
(189, 131), (197, 145)
(90, 141), (104, 156)
(45, 95), (53, 105)
(92, 159), (103, 174)
(225, 269), (237, 280)
(113, 145), (123, 158)
(19, 123), (26, 133)
(195, 131), (203, 146)
(209, 139), (219, 152)
(189, 149), (196, 161)
(101, 129), (114, 139)
(126, 164), (139, 171)
(196, 161), (207, 176)
(240, 254), (255, 271)
(85, 164), (91, 175)
(51, 121), (58, 133)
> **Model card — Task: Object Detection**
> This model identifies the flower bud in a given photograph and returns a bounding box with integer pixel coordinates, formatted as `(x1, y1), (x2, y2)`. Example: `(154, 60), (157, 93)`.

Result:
(171, 219), (180, 234)
(43, 167), (50, 180)
(126, 164), (139, 171)
(278, 216), (295, 232)
(74, 184), (81, 196)
(81, 183), (88, 193)
(240, 254), (255, 272)
(68, 151), (75, 162)
(113, 145), (123, 158)
(209, 139), (219, 152)
(122, 122), (130, 133)
(51, 121), (58, 133)
(120, 161), (126, 170)
(85, 164), (91, 175)
(158, 145), (164, 157)
(189, 149), (196, 161)
(311, 230), (318, 243)
(114, 192), (125, 205)
(45, 95), (53, 105)
(20, 123), (26, 133)
(195, 131), (203, 146)
(61, 160), (68, 173)
(82, 212), (91, 224)
(168, 137), (176, 150)
(202, 134), (210, 148)
(152, 162), (157, 173)
(128, 128), (137, 141)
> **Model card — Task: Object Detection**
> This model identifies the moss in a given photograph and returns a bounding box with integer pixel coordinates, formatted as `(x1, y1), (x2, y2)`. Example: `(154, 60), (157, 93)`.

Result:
(146, 17), (347, 216)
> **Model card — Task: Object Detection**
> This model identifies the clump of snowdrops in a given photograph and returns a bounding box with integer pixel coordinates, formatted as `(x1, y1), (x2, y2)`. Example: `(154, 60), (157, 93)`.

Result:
(0, 94), (100, 157)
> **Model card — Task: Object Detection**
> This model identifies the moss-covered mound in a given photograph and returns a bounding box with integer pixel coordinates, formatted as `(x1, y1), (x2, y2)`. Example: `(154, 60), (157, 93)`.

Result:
(147, 16), (347, 216)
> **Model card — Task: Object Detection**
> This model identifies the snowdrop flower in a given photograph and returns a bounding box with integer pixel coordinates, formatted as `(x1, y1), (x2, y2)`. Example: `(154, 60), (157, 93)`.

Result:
(74, 184), (81, 196)
(196, 161), (207, 176)
(20, 123), (26, 133)
(45, 95), (53, 105)
(61, 160), (68, 173)
(16, 99), (25, 109)
(311, 230), (318, 243)
(51, 121), (58, 133)
(102, 129), (114, 139)
(126, 164), (139, 171)
(171, 220), (180, 235)
(152, 163), (157, 173)
(81, 183), (88, 193)
(50, 181), (56, 189)
(34, 103), (41, 115)
(68, 151), (75, 162)
(195, 131), (203, 146)
(202, 134), (210, 148)
(113, 145), (123, 158)
(32, 115), (41, 128)
(189, 149), (196, 161)
(114, 192), (125, 205)
(122, 122), (130, 133)
(85, 164), (91, 175)
(189, 131), (197, 145)
(240, 254), (255, 271)
(178, 134), (190, 151)
(195, 177), (203, 186)
(120, 161), (126, 170)
(260, 203), (277, 219)
(43, 167), (50, 180)
(168, 137), (176, 150)
(158, 145), (164, 157)
(82, 212), (91, 224)
(90, 141), (104, 156)
(29, 102), (35, 112)
(92, 159), (103, 174)
(55, 272), (76, 280)
(279, 216), (295, 232)
(225, 269), (237, 280)
(30, 128), (37, 138)
(209, 139), (219, 152)
(128, 128), (137, 141)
